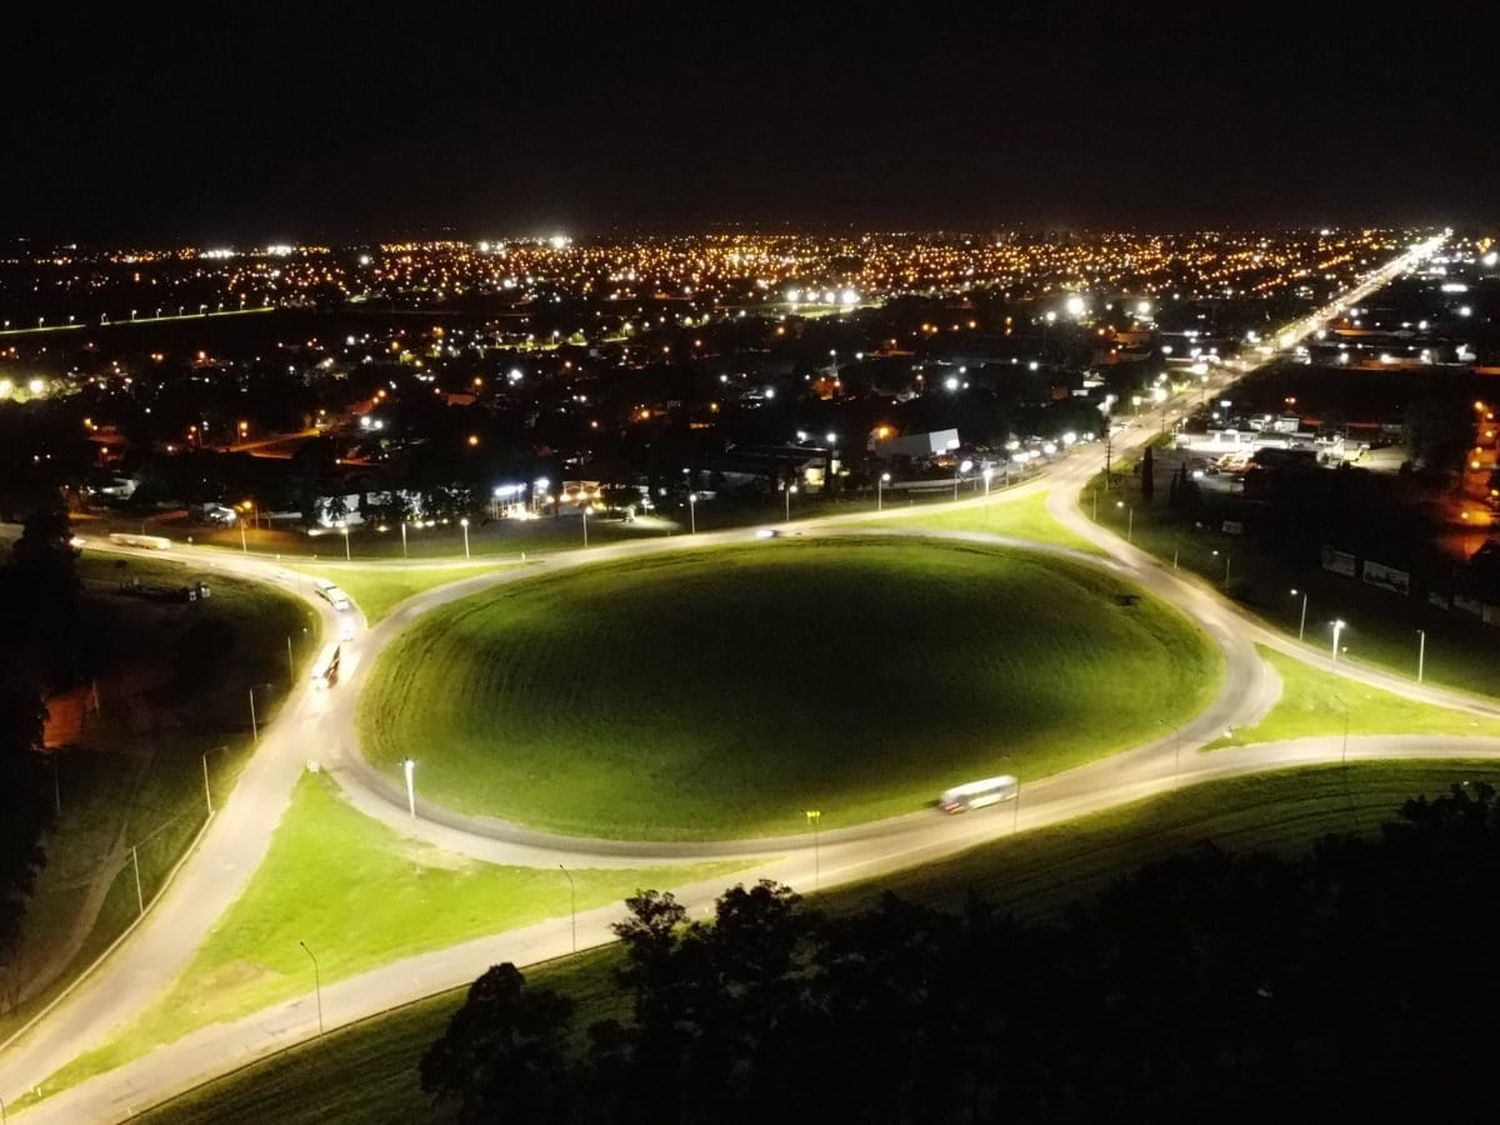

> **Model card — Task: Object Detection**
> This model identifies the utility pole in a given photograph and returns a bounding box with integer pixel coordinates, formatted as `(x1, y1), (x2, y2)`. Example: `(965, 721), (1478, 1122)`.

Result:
(299, 941), (324, 1035)
(559, 865), (577, 953)
(804, 810), (822, 892)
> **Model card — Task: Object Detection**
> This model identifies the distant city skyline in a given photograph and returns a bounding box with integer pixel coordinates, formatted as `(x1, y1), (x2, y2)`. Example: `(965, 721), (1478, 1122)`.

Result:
(5, 5), (1491, 241)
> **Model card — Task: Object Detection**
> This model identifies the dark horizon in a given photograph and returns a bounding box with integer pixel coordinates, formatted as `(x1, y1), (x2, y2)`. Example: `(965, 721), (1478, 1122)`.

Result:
(6, 4), (1495, 243)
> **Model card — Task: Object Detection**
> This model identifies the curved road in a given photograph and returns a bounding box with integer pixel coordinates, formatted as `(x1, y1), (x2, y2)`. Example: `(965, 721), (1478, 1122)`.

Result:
(1, 237), (1468, 1121)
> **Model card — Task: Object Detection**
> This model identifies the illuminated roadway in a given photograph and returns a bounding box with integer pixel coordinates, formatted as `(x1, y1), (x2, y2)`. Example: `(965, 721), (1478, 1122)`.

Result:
(1, 234), (1474, 1121)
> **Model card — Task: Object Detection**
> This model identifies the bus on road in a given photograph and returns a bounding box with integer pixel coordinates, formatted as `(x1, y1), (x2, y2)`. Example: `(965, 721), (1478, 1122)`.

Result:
(938, 775), (1018, 814)
(310, 643), (342, 688)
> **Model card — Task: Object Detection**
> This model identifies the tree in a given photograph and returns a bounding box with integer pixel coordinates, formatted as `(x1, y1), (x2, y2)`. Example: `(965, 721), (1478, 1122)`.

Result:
(0, 679), (53, 991)
(420, 963), (576, 1123)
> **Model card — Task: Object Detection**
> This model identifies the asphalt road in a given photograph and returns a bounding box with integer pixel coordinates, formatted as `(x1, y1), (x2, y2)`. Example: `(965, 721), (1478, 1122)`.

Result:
(0, 236), (1459, 1121)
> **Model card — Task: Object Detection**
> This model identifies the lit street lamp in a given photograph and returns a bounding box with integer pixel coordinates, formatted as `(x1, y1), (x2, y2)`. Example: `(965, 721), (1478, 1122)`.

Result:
(954, 459), (973, 500)
(340, 524), (350, 560)
(1331, 619), (1347, 665)
(804, 809), (822, 891)
(688, 492), (697, 534)
(400, 520), (408, 560)
(1416, 628), (1426, 683)
(982, 466), (994, 497)
(1291, 588), (1308, 641)
(582, 504), (593, 547)
(1212, 548), (1231, 589)
(785, 484), (797, 522)
(460, 517), (470, 559)
(877, 471), (891, 512)
(1116, 500), (1133, 542)
(403, 758), (416, 819)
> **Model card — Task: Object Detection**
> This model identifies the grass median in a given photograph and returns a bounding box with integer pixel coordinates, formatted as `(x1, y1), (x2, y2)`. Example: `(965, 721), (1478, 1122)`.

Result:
(361, 537), (1221, 840)
(30, 772), (752, 1106)
(143, 760), (1500, 1124)
(1211, 646), (1500, 749)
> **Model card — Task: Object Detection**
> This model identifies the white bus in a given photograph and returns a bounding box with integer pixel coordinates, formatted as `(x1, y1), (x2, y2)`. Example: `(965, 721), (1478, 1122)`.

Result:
(310, 643), (342, 688)
(108, 532), (172, 550)
(311, 578), (352, 611)
(939, 775), (1018, 814)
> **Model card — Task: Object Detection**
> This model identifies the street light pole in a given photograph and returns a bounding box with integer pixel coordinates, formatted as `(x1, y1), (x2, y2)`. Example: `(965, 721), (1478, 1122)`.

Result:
(403, 758), (416, 819)
(688, 493), (697, 534)
(460, 517), (470, 559)
(1292, 589), (1308, 641)
(878, 472), (890, 512)
(582, 505), (591, 547)
(1331, 619), (1346, 665)
(248, 686), (259, 741)
(131, 844), (144, 916)
(400, 521), (408, 560)
(341, 525), (350, 560)
(785, 484), (797, 522)
(559, 865), (576, 953)
(299, 941), (324, 1035)
(804, 809), (822, 891)
(1417, 629), (1426, 683)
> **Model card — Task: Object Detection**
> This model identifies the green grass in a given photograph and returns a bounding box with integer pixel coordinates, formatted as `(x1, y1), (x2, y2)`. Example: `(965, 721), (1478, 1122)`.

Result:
(1085, 469), (1500, 702)
(1210, 647), (1500, 748)
(851, 488), (1102, 553)
(283, 561), (523, 624)
(34, 773), (750, 1103)
(362, 538), (1221, 840)
(143, 760), (1500, 1125)
(0, 556), (315, 1041)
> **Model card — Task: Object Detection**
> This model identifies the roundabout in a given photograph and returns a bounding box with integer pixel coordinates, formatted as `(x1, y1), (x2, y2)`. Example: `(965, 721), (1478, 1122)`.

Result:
(359, 537), (1223, 840)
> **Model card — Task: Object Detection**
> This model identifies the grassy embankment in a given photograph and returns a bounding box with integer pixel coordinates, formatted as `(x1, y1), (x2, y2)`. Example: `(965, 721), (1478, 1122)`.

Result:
(0, 554), (314, 1042)
(362, 538), (1221, 839)
(30, 772), (751, 1105)
(144, 760), (1500, 1125)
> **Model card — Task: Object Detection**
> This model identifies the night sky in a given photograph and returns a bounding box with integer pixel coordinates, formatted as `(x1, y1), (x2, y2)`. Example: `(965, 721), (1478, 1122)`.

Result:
(6, 4), (1495, 242)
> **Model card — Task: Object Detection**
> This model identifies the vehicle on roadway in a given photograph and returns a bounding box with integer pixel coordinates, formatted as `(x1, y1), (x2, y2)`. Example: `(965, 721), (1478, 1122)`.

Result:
(311, 577), (352, 611)
(939, 775), (1018, 814)
(310, 642), (342, 688)
(108, 531), (172, 550)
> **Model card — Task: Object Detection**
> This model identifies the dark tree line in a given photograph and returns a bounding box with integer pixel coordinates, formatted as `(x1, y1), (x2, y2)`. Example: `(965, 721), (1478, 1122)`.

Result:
(0, 505), (80, 971)
(424, 781), (1500, 1122)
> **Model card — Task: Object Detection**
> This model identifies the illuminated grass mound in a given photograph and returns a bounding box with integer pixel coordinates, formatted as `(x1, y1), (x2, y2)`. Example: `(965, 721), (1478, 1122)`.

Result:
(360, 539), (1221, 840)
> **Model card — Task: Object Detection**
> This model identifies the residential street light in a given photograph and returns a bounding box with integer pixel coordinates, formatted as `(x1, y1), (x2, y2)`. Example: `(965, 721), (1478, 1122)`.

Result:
(1331, 619), (1347, 665)
(460, 517), (470, 559)
(877, 471), (890, 512)
(785, 484), (797, 522)
(403, 758), (416, 819)
(582, 504), (593, 547)
(1116, 500), (1133, 542)
(688, 492), (697, 534)
(1291, 588), (1308, 641)
(804, 809), (822, 892)
(1417, 628), (1426, 683)
(340, 524), (350, 560)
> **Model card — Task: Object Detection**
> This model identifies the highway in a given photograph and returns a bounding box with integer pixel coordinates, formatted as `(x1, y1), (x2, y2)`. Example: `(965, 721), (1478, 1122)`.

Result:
(0, 234), (1468, 1121)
